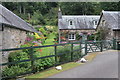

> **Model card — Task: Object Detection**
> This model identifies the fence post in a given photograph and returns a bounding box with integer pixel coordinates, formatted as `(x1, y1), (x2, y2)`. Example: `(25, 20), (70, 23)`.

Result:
(85, 40), (87, 55)
(71, 43), (73, 61)
(100, 41), (103, 52)
(54, 45), (57, 65)
(113, 39), (117, 50)
(29, 48), (35, 73)
(79, 42), (82, 58)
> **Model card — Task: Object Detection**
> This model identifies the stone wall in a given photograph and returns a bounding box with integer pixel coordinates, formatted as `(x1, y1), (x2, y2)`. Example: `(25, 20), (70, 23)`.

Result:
(2, 25), (28, 63)
(60, 29), (95, 34)
(97, 15), (120, 40)
(59, 29), (95, 42)
(113, 31), (120, 40)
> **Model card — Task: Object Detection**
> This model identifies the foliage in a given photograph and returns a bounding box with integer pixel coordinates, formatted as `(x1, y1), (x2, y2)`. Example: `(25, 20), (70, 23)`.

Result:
(76, 32), (81, 40)
(2, 2), (119, 26)
(100, 2), (118, 11)
(8, 51), (31, 68)
(34, 57), (55, 72)
(96, 27), (111, 40)
(39, 27), (48, 37)
(57, 45), (71, 63)
(88, 34), (95, 41)
(2, 66), (28, 78)
(59, 2), (95, 15)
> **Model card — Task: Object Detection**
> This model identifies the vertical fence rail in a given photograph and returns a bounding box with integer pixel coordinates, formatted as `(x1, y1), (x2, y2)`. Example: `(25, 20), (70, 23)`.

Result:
(54, 45), (57, 65)
(29, 48), (35, 73)
(113, 39), (116, 50)
(79, 42), (82, 58)
(85, 40), (87, 55)
(71, 43), (73, 61)
(100, 41), (103, 52)
(1, 39), (117, 79)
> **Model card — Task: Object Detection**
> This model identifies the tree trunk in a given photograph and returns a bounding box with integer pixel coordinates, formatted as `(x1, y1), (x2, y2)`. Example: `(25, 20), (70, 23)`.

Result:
(19, 5), (22, 14)
(23, 6), (26, 15)
(28, 13), (30, 20)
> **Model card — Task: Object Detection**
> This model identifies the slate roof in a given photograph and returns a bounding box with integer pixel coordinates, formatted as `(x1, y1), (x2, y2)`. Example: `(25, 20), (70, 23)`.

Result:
(0, 4), (38, 33)
(58, 15), (100, 30)
(97, 11), (120, 30)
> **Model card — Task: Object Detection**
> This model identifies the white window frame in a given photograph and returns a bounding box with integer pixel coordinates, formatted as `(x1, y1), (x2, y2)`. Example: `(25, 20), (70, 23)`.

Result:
(102, 20), (106, 26)
(68, 33), (76, 40)
(93, 20), (98, 25)
(69, 20), (74, 26)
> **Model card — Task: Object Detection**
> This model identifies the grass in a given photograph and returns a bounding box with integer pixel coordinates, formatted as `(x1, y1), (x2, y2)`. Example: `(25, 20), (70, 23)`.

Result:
(25, 62), (82, 79)
(40, 33), (56, 56)
(24, 51), (99, 79)
(44, 33), (55, 45)
(84, 52), (100, 61)
(15, 33), (99, 79)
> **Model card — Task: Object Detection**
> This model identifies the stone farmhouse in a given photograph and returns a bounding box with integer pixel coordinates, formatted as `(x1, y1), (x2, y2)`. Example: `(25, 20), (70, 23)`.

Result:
(58, 8), (100, 43)
(0, 4), (37, 63)
(96, 10), (120, 40)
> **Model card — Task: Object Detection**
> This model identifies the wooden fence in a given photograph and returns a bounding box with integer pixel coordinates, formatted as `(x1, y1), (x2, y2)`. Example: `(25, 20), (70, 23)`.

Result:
(0, 39), (117, 79)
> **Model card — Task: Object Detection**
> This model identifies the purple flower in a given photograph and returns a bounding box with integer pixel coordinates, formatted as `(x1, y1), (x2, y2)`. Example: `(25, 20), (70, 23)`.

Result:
(32, 41), (38, 43)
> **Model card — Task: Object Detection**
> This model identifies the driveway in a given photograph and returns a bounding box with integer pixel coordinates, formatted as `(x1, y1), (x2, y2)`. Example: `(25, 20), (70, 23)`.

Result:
(49, 50), (119, 78)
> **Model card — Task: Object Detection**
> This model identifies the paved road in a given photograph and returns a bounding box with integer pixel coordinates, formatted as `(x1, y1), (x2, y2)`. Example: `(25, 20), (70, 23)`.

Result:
(49, 50), (119, 78)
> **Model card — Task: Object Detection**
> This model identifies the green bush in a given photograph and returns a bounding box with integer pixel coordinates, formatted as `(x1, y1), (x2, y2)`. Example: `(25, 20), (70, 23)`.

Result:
(2, 66), (28, 78)
(8, 51), (31, 68)
(88, 34), (95, 41)
(8, 49), (55, 75)
(76, 33), (81, 40)
(73, 46), (81, 60)
(34, 57), (55, 72)
(57, 45), (71, 63)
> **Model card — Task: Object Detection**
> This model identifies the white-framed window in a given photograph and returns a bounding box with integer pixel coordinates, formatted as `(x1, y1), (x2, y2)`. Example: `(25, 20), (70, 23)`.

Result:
(68, 33), (76, 40)
(93, 20), (98, 25)
(69, 20), (73, 26)
(102, 20), (106, 26)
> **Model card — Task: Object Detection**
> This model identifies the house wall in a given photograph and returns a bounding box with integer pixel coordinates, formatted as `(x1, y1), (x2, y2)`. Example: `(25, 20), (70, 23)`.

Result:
(59, 29), (95, 42)
(1, 25), (28, 63)
(97, 15), (120, 40)
(113, 31), (120, 40)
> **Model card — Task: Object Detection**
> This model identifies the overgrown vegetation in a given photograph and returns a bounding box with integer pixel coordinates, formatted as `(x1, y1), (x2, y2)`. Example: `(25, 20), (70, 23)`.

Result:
(2, 2), (119, 26)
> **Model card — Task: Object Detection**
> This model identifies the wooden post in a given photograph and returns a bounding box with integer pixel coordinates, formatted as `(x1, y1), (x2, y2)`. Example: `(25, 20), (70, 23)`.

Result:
(100, 41), (103, 52)
(29, 48), (35, 73)
(71, 43), (73, 61)
(113, 39), (117, 50)
(79, 42), (82, 58)
(54, 45), (57, 65)
(85, 40), (87, 55)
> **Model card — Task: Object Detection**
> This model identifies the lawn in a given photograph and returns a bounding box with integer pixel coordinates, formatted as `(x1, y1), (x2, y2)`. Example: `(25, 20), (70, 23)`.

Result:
(24, 51), (99, 79)
(40, 33), (56, 56)
(25, 62), (82, 79)
(44, 33), (56, 45)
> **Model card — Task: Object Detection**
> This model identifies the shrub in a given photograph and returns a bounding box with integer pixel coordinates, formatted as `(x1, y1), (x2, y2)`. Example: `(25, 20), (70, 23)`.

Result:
(57, 45), (71, 63)
(88, 34), (95, 41)
(8, 51), (31, 68)
(2, 66), (28, 78)
(34, 57), (55, 71)
(76, 33), (81, 40)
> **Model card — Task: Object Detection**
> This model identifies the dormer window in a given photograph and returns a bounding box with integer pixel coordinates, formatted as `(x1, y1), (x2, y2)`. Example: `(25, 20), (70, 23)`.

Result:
(95, 21), (98, 25)
(69, 20), (73, 25)
(93, 20), (98, 25)
(102, 20), (106, 26)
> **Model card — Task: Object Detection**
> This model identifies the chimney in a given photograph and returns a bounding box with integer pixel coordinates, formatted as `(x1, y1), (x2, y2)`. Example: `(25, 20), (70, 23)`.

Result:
(58, 7), (62, 19)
